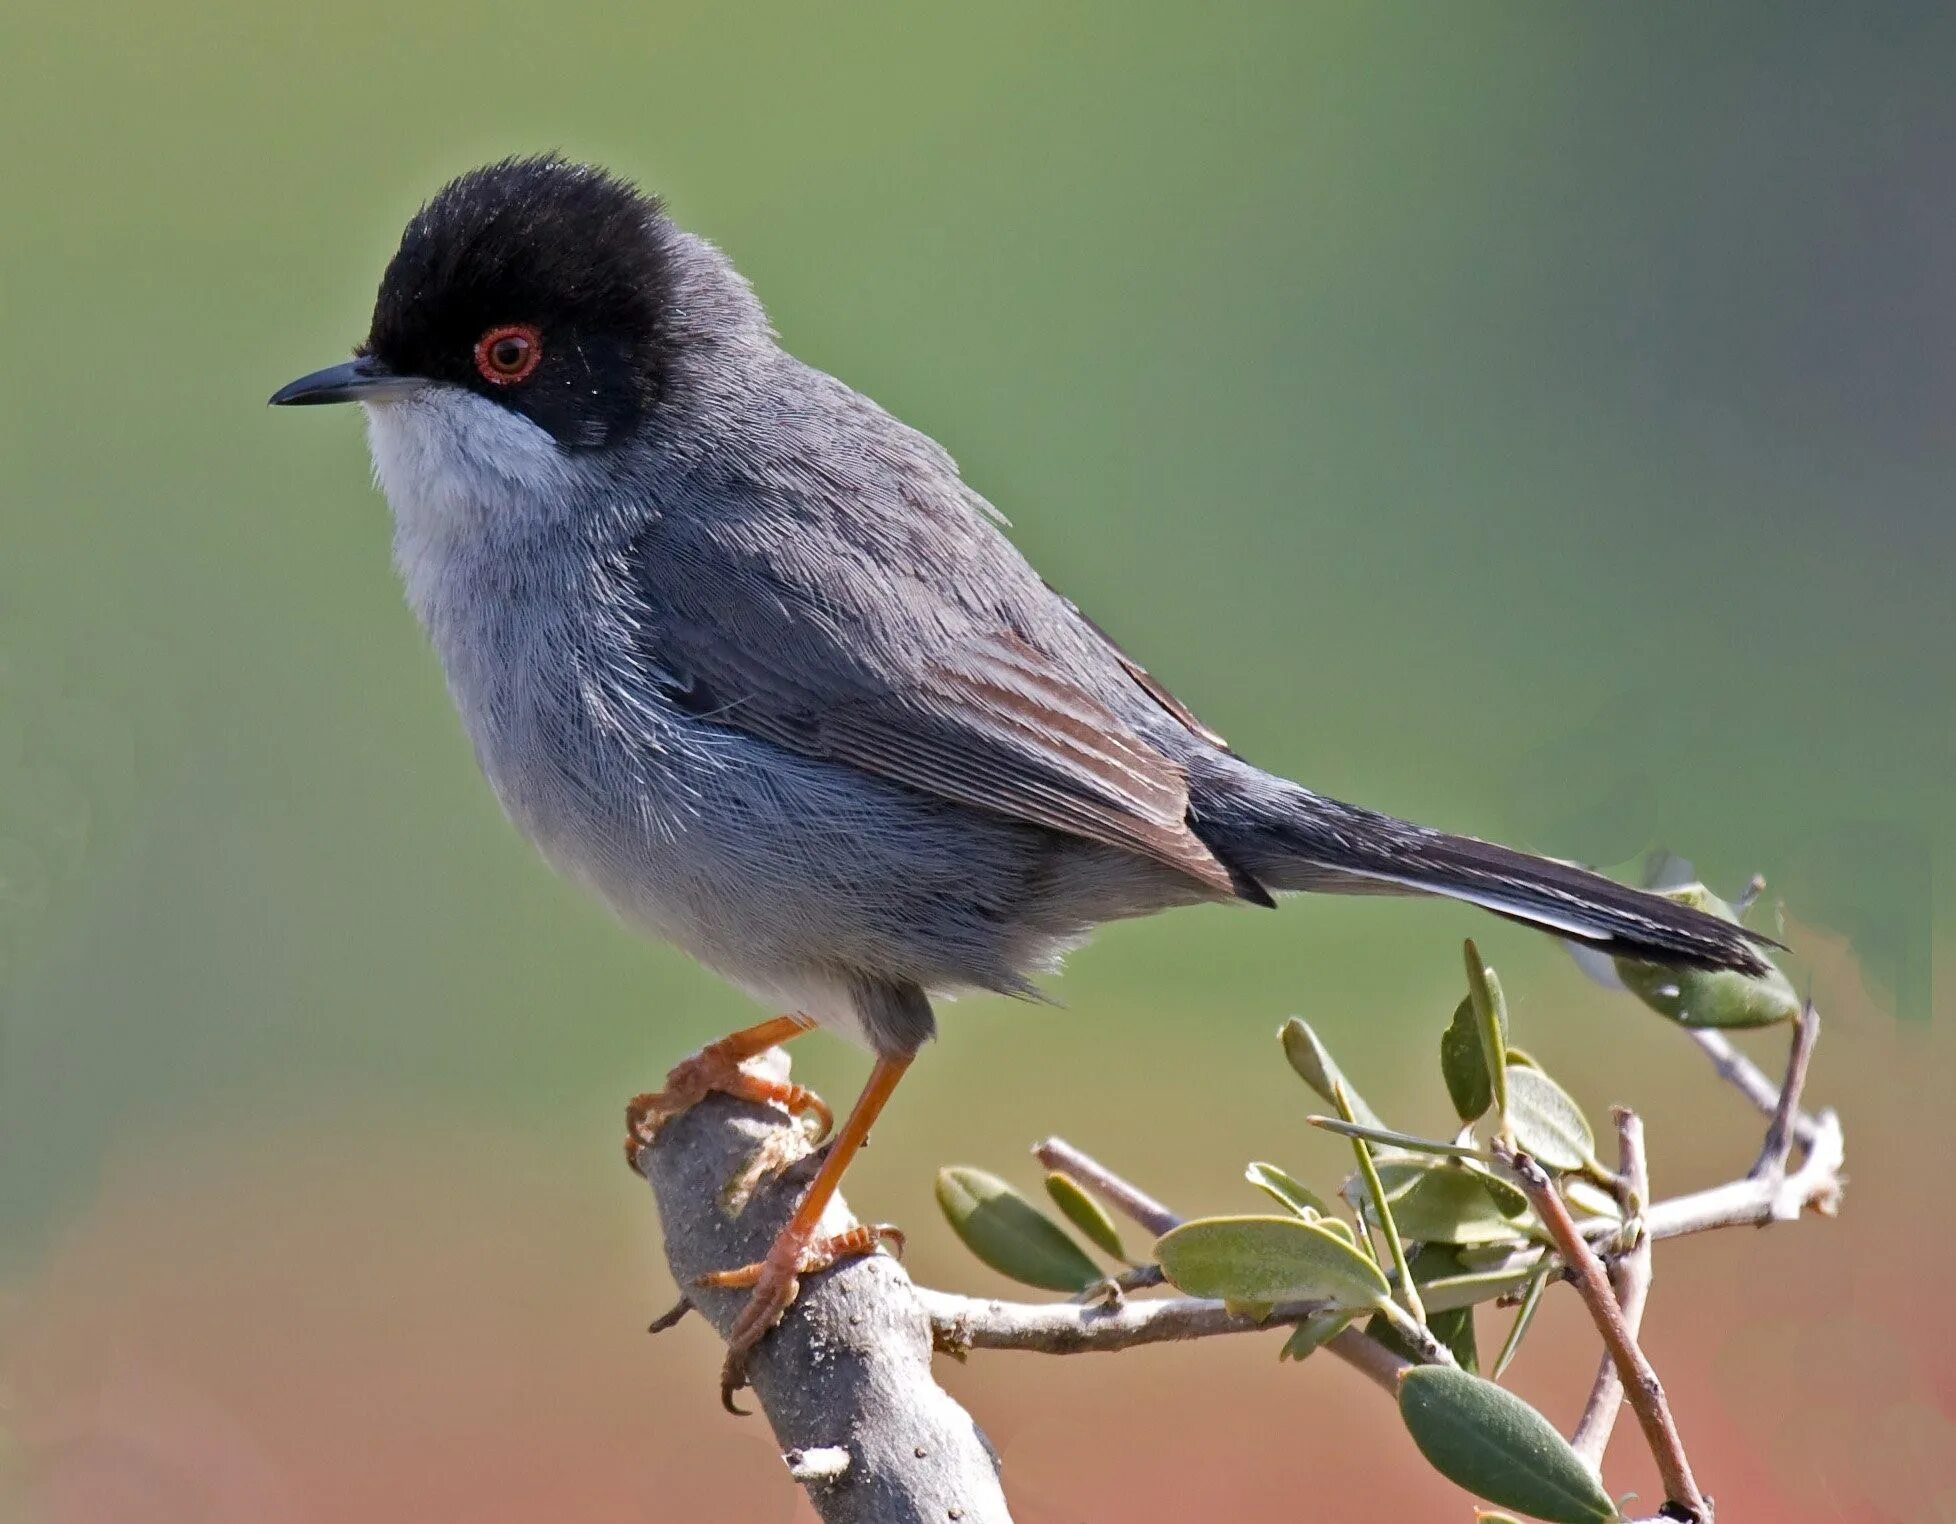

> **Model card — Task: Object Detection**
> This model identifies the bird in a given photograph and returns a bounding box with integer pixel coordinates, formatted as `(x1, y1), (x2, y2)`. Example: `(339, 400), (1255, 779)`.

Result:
(270, 155), (1778, 1409)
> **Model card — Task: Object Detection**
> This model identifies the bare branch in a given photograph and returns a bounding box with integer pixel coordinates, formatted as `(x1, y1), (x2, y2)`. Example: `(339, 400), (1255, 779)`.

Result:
(639, 1051), (1012, 1524)
(1498, 1144), (1711, 1523)
(1322, 1326), (1416, 1394)
(916, 1286), (1412, 1394)
(1644, 1106), (1845, 1238)
(1101, 1263), (1166, 1295)
(1033, 1137), (1180, 1236)
(1754, 1001), (1820, 1179)
(923, 1288), (1316, 1353)
(1572, 1109), (1654, 1469)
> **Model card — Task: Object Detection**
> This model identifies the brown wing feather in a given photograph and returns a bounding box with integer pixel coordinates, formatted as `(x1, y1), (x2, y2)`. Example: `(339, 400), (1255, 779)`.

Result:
(626, 540), (1240, 896)
(1053, 591), (1232, 751)
(828, 637), (1237, 893)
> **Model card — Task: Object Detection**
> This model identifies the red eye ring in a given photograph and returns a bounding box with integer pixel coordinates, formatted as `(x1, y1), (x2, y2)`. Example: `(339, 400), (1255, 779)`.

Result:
(473, 323), (543, 385)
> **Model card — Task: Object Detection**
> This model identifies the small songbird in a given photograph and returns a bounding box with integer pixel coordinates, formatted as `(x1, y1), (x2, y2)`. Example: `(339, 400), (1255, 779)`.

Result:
(271, 156), (1776, 1407)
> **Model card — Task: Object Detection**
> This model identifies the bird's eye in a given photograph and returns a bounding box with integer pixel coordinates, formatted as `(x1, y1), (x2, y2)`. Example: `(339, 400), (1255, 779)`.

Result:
(473, 323), (543, 385)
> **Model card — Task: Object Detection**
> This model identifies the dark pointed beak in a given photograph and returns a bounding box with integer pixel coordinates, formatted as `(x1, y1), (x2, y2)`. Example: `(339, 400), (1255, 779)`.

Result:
(269, 355), (423, 406)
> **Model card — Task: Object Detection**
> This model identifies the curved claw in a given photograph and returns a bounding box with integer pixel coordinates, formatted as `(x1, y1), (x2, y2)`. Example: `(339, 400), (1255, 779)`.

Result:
(710, 1257), (801, 1417)
(720, 1350), (753, 1416)
(786, 1082), (835, 1142)
(624, 1053), (832, 1171)
(698, 1221), (903, 1417)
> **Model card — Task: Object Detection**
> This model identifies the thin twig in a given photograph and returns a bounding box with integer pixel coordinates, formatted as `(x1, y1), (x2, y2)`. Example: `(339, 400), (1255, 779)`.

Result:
(1375, 1303), (1461, 1368)
(1321, 1327), (1415, 1394)
(1572, 1109), (1653, 1470)
(1497, 1145), (1711, 1523)
(916, 1286), (1411, 1394)
(1642, 1106), (1845, 1234)
(923, 1289), (1319, 1353)
(1753, 1001), (1820, 1179)
(1102, 1263), (1166, 1295)
(1033, 1137), (1179, 1236)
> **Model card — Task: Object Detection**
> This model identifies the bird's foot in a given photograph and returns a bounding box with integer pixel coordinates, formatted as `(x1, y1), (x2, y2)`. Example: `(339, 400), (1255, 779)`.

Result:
(624, 1047), (832, 1172)
(699, 1220), (905, 1414)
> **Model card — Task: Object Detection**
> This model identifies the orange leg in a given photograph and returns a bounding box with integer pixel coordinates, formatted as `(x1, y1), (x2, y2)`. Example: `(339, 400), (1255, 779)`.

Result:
(623, 1013), (829, 1170)
(697, 1052), (913, 1412)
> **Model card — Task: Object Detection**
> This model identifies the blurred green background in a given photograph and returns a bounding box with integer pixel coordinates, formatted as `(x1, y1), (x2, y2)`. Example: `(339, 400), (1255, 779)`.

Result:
(3, 3), (1951, 1519)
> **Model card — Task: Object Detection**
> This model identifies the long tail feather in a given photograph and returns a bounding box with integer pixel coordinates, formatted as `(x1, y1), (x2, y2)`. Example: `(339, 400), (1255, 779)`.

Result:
(1199, 776), (1778, 975)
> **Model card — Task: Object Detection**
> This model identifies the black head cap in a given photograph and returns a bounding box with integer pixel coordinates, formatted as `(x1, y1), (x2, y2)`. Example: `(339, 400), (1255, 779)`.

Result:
(362, 156), (679, 448)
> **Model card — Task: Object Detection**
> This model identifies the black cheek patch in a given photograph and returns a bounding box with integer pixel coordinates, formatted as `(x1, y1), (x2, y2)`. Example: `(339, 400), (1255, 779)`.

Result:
(501, 333), (649, 449)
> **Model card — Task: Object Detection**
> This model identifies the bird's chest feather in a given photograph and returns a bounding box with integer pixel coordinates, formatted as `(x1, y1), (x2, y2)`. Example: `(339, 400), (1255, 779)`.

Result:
(367, 397), (664, 839)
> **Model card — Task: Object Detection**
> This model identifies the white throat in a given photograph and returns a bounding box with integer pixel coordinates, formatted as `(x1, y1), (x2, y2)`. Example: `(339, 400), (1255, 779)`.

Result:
(362, 384), (580, 627)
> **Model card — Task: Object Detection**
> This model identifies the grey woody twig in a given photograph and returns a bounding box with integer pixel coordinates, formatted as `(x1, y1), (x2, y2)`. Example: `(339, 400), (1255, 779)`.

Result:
(922, 1287), (1333, 1355)
(639, 1052), (1012, 1524)
(1496, 1142), (1711, 1523)
(1032, 1137), (1179, 1235)
(1571, 1109), (1654, 1471)
(1755, 1000), (1820, 1179)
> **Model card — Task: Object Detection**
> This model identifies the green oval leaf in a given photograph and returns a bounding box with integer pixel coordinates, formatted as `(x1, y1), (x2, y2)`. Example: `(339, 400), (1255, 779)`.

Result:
(1314, 1214), (1361, 1249)
(1042, 1171), (1127, 1262)
(1372, 1160), (1429, 1201)
(1615, 955), (1800, 1030)
(1613, 883), (1797, 1028)
(1453, 1241), (1544, 1272)
(1397, 1366), (1619, 1522)
(1418, 1260), (1545, 1314)
(1476, 1167), (1533, 1219)
(1246, 1161), (1331, 1219)
(1156, 1214), (1392, 1310)
(935, 1166), (1102, 1292)
(1463, 942), (1511, 1123)
(1389, 1167), (1537, 1247)
(1279, 1309), (1355, 1363)
(1504, 1065), (1596, 1172)
(1560, 1177), (1623, 1224)
(1441, 996), (1494, 1122)
(1490, 1268), (1550, 1380)
(1280, 1018), (1386, 1129)
(1370, 1304), (1480, 1373)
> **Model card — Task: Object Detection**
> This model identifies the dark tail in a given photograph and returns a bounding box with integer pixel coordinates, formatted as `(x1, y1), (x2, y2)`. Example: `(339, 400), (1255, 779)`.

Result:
(1193, 767), (1778, 975)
